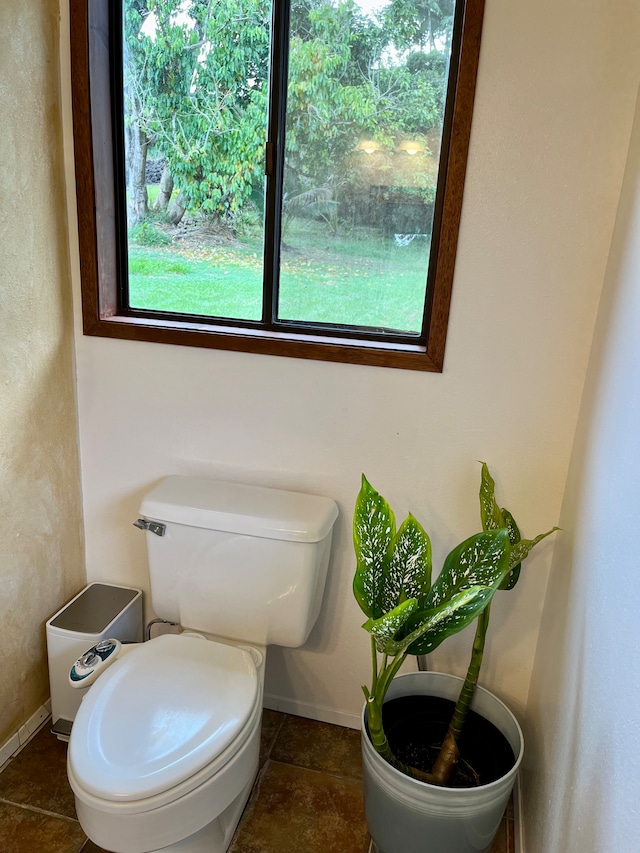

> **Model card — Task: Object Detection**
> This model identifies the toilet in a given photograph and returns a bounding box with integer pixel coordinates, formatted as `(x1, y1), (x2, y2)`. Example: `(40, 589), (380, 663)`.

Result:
(67, 476), (338, 853)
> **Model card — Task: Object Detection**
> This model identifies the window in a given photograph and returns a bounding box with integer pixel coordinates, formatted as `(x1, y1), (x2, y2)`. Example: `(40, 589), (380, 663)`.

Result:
(70, 0), (485, 371)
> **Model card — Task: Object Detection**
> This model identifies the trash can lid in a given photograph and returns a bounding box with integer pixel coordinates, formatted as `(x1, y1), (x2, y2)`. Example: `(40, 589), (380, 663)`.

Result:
(48, 584), (140, 635)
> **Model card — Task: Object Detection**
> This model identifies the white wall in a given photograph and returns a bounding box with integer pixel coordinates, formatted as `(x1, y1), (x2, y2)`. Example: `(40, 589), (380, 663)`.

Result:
(62, 0), (640, 727)
(524, 88), (640, 853)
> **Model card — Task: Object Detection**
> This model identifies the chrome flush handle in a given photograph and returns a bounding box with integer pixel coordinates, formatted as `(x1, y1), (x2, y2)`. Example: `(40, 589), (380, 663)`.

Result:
(133, 518), (166, 536)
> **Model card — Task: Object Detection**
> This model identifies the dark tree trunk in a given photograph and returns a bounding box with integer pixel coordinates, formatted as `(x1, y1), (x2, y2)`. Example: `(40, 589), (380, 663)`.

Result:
(154, 164), (174, 211)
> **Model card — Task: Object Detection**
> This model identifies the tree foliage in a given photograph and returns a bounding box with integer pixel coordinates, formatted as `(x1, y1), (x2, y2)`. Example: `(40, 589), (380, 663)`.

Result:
(125, 0), (270, 218)
(382, 0), (454, 51)
(123, 0), (454, 223)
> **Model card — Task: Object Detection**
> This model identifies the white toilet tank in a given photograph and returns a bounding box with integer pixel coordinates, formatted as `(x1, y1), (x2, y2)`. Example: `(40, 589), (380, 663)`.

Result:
(137, 476), (339, 647)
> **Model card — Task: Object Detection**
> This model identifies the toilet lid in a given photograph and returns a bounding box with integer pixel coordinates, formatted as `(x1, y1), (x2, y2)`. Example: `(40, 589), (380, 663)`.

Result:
(69, 634), (259, 802)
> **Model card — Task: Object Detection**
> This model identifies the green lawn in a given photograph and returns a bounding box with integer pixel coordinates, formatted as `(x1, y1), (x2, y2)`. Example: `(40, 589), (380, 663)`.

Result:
(129, 244), (264, 321)
(128, 222), (430, 332)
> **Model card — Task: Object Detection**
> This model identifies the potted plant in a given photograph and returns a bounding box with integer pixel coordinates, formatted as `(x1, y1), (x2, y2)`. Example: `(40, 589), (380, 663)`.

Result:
(354, 463), (558, 853)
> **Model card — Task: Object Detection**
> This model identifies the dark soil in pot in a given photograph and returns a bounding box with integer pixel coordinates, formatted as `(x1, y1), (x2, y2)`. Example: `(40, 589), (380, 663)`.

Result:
(380, 695), (515, 788)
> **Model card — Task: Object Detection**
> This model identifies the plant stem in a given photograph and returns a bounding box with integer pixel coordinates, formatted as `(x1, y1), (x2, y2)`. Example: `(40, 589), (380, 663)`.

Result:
(429, 603), (492, 786)
(365, 649), (437, 783)
(370, 637), (379, 694)
(365, 649), (405, 760)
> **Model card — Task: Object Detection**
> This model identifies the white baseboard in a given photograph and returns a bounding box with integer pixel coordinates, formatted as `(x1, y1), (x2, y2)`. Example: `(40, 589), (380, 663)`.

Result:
(514, 773), (524, 853)
(263, 692), (360, 730)
(0, 700), (52, 771)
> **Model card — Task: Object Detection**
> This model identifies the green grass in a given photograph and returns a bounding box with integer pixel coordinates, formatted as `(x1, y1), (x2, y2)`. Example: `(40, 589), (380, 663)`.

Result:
(128, 245), (264, 320)
(129, 255), (192, 276)
(128, 222), (431, 332)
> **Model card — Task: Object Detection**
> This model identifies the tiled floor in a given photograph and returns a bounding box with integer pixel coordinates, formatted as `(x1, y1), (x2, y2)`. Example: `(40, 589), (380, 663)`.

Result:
(0, 711), (514, 853)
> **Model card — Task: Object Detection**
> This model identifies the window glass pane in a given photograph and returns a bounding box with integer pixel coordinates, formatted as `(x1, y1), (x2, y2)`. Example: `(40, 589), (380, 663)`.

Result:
(279, 0), (454, 333)
(122, 0), (271, 321)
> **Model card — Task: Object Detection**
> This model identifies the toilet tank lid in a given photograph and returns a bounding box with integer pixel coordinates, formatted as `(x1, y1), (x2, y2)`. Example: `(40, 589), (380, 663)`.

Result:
(139, 476), (339, 543)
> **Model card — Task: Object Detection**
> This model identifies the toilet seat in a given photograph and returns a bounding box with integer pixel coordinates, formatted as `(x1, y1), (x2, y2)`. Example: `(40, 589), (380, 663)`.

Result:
(68, 633), (259, 803)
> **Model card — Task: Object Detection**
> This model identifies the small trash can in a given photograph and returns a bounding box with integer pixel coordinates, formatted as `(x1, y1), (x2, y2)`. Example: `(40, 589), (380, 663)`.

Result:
(46, 583), (143, 740)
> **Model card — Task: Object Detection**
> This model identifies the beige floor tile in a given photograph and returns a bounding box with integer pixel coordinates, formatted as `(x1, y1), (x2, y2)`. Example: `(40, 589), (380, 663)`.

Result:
(488, 815), (508, 853)
(79, 841), (110, 852)
(0, 726), (77, 819)
(0, 801), (85, 853)
(258, 709), (285, 766)
(271, 714), (363, 779)
(230, 760), (369, 853)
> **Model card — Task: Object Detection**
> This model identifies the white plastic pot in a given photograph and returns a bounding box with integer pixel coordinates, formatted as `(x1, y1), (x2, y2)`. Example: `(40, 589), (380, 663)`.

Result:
(361, 671), (523, 853)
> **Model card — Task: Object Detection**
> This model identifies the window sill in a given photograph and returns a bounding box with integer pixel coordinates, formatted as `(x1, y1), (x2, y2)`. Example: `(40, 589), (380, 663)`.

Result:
(82, 314), (443, 372)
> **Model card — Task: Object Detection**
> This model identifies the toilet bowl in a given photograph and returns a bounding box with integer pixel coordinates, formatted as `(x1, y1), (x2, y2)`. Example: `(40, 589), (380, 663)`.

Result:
(68, 633), (264, 853)
(66, 476), (338, 853)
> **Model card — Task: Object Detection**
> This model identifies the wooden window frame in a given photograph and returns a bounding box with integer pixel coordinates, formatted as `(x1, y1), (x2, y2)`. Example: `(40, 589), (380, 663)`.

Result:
(70, 0), (485, 372)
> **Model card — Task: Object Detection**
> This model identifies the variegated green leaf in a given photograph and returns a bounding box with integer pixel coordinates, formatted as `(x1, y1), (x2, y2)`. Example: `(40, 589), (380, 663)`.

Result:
(362, 598), (419, 654)
(376, 586), (495, 656)
(383, 513), (432, 612)
(479, 462), (505, 531)
(353, 475), (395, 619)
(426, 529), (511, 611)
(508, 527), (559, 574)
(407, 586), (497, 655)
(499, 507), (522, 590)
